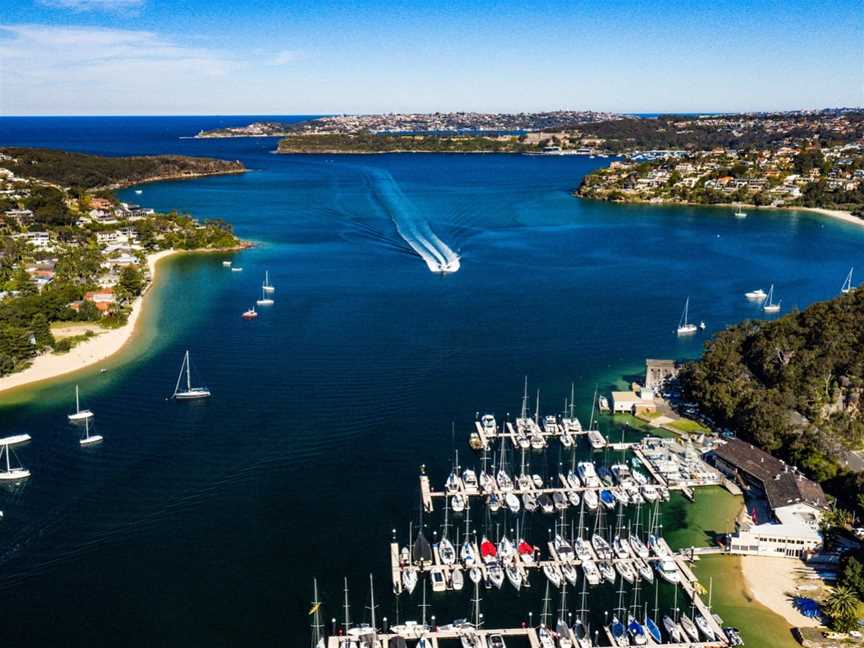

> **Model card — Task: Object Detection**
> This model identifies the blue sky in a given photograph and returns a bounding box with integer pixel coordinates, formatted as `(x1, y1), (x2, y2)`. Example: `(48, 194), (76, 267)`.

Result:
(0, 0), (861, 115)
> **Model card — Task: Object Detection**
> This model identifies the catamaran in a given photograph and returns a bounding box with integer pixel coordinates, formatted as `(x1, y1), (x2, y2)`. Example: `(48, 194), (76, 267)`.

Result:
(841, 267), (854, 294)
(762, 284), (781, 313)
(68, 384), (94, 422)
(262, 271), (275, 294)
(79, 417), (103, 446)
(0, 435), (31, 481)
(172, 350), (211, 400)
(256, 286), (274, 306)
(676, 297), (699, 335)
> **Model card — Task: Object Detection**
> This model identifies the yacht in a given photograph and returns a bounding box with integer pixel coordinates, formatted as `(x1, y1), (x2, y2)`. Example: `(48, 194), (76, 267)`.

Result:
(745, 288), (767, 301)
(762, 284), (781, 313)
(172, 350), (211, 400)
(577, 462), (601, 488)
(0, 435), (31, 481)
(256, 286), (274, 306)
(587, 429), (606, 449)
(262, 271), (275, 294)
(231, 266), (243, 272)
(67, 384), (94, 422)
(676, 297), (699, 335)
(655, 558), (681, 584)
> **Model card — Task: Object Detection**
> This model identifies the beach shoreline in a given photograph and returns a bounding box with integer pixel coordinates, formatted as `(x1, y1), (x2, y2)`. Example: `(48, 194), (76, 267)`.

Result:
(575, 195), (864, 228)
(0, 246), (247, 398)
(740, 555), (821, 629)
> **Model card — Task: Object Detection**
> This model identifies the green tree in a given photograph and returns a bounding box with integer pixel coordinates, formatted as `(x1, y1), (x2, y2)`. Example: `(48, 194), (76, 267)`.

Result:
(29, 313), (53, 349)
(77, 300), (101, 322)
(116, 266), (144, 303)
(824, 586), (862, 633)
(841, 556), (864, 599)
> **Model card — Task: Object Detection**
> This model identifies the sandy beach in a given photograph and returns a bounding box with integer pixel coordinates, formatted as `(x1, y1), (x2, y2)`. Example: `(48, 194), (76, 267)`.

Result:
(0, 249), (180, 397)
(740, 555), (822, 628)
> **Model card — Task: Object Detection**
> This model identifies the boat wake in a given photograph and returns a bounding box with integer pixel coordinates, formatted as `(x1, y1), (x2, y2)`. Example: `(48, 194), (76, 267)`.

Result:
(366, 168), (461, 274)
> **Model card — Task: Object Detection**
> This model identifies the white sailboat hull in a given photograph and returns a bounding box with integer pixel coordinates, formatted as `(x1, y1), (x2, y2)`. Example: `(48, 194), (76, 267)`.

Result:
(68, 410), (94, 422)
(0, 468), (30, 480)
(175, 389), (211, 400)
(80, 435), (103, 446)
(676, 324), (698, 335)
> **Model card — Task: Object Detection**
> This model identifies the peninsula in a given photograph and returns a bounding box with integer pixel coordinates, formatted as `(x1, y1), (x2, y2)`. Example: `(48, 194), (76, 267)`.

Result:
(0, 148), (248, 393)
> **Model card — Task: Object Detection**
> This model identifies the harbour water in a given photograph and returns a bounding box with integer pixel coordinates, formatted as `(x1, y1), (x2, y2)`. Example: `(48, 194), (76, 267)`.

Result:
(0, 117), (862, 646)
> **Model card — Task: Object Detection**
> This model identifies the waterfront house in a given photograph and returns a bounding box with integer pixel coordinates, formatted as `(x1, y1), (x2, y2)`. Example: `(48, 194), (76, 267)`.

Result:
(645, 359), (679, 390)
(611, 390), (657, 415)
(709, 438), (828, 557)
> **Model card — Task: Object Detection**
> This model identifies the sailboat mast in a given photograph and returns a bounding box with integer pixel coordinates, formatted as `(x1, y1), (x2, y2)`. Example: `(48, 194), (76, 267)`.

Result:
(311, 578), (323, 648)
(342, 577), (351, 634)
(534, 389), (540, 425)
(521, 376), (529, 420)
(75, 385), (80, 413)
(369, 573), (377, 631)
(185, 350), (192, 392)
(570, 383), (575, 419)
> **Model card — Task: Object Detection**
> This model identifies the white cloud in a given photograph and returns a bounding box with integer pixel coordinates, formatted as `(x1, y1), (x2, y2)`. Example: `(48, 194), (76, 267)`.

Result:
(37, 0), (145, 13)
(272, 49), (303, 65)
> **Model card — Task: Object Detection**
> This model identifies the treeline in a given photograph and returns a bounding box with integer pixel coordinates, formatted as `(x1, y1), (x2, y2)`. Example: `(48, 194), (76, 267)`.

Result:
(0, 148), (244, 191)
(680, 289), (864, 509)
(572, 113), (864, 153)
(276, 132), (530, 154)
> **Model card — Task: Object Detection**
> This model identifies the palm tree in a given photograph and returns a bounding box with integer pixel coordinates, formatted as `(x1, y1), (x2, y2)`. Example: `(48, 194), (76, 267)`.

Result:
(824, 586), (861, 633)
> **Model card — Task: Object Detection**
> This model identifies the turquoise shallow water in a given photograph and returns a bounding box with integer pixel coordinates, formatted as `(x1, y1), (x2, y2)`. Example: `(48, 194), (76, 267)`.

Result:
(0, 118), (861, 646)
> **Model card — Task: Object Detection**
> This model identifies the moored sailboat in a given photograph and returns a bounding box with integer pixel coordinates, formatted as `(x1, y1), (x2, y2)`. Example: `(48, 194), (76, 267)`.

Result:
(262, 270), (275, 294)
(68, 384), (93, 422)
(172, 350), (211, 400)
(676, 297), (698, 335)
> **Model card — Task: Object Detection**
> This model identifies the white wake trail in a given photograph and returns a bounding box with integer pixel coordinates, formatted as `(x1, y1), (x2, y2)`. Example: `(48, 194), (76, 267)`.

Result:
(368, 168), (461, 273)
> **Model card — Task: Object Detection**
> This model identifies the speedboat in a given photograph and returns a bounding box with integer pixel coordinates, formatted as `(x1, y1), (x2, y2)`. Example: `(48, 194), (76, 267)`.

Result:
(505, 491), (521, 513)
(561, 562), (578, 586)
(582, 489), (599, 511)
(462, 469), (479, 492)
(581, 559), (601, 586)
(695, 614), (716, 640)
(629, 535), (650, 559)
(439, 538), (457, 565)
(627, 615), (647, 646)
(451, 493), (466, 512)
(543, 562), (563, 588)
(430, 567), (446, 592)
(577, 462), (601, 488)
(451, 566), (464, 591)
(615, 559), (636, 583)
(745, 288), (767, 301)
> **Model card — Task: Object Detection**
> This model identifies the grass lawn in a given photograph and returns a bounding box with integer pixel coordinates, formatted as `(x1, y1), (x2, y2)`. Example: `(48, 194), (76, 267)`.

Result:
(667, 417), (710, 434)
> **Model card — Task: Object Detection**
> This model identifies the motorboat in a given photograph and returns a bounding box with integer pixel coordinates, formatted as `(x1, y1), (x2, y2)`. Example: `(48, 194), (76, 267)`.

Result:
(577, 462), (601, 488)
(587, 429), (606, 449)
(745, 288), (767, 301)
(430, 567), (446, 592)
(581, 559), (601, 586)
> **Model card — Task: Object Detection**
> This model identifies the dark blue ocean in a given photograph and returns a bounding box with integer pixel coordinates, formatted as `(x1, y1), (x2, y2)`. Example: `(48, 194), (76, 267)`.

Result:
(0, 117), (861, 647)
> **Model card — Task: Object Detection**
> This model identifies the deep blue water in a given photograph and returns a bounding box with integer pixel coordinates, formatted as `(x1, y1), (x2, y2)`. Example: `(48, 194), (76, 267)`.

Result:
(0, 117), (861, 647)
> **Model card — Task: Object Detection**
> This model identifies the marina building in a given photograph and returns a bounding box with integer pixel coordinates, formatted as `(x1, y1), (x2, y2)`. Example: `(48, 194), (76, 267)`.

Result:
(645, 358), (679, 390)
(611, 390), (657, 414)
(709, 438), (828, 557)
